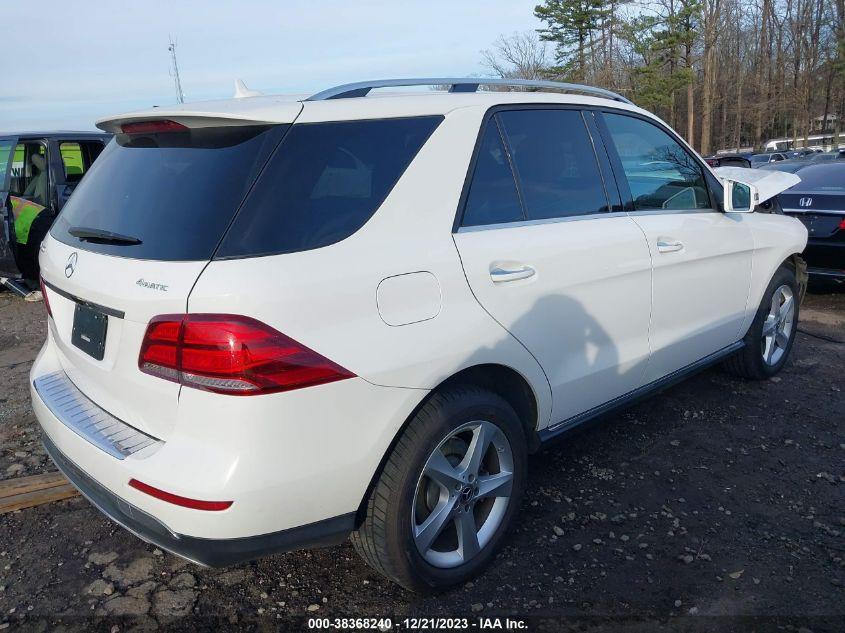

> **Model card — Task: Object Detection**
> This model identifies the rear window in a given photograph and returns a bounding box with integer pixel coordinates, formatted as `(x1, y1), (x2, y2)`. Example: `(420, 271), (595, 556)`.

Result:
(790, 165), (845, 191)
(216, 116), (442, 258)
(50, 125), (288, 261)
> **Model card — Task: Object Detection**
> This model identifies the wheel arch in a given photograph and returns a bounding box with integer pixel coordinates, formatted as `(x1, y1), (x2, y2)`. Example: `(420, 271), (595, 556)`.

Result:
(354, 362), (541, 527)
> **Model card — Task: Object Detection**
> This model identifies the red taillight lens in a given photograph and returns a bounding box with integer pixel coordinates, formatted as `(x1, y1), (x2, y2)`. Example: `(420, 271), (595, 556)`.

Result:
(39, 277), (52, 317)
(128, 479), (232, 511)
(838, 217), (845, 230)
(139, 314), (355, 395)
(120, 120), (188, 134)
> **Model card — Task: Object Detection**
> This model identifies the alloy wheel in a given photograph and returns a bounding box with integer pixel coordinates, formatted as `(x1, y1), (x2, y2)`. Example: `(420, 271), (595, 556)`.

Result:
(411, 420), (514, 568)
(761, 284), (795, 366)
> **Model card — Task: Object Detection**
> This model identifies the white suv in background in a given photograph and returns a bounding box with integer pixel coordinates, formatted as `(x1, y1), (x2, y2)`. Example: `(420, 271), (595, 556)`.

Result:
(31, 78), (807, 591)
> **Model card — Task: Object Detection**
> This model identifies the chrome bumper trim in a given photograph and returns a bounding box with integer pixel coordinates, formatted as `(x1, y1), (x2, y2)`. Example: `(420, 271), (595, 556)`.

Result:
(33, 371), (163, 460)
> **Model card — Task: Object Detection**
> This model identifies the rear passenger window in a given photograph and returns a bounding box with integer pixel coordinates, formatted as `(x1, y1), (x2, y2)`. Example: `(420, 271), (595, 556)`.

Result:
(59, 141), (104, 182)
(218, 116), (441, 258)
(462, 122), (524, 227)
(603, 113), (709, 210)
(497, 109), (609, 220)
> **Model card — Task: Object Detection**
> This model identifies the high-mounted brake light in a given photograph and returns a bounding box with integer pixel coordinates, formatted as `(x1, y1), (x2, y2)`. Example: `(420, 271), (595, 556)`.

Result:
(39, 277), (52, 318)
(128, 479), (232, 511)
(120, 120), (188, 134)
(139, 314), (355, 395)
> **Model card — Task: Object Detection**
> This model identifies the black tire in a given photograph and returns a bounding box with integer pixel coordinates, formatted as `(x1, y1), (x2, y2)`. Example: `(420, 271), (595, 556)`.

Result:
(724, 264), (800, 379)
(351, 385), (527, 592)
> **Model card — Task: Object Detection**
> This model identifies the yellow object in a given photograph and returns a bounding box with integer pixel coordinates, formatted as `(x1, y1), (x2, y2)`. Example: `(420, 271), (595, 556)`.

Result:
(9, 195), (45, 245)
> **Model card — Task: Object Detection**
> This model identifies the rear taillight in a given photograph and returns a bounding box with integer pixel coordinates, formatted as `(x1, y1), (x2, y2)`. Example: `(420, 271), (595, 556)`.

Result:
(120, 120), (188, 134)
(39, 277), (52, 317)
(138, 314), (355, 395)
(838, 217), (845, 230)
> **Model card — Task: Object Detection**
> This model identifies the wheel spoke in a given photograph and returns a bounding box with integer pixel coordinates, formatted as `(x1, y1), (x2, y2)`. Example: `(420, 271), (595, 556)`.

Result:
(761, 315), (778, 337)
(424, 449), (462, 492)
(764, 336), (777, 363)
(775, 331), (789, 349)
(459, 422), (494, 478)
(475, 471), (513, 500)
(779, 295), (794, 320)
(414, 497), (456, 553)
(455, 511), (480, 561)
(769, 293), (781, 319)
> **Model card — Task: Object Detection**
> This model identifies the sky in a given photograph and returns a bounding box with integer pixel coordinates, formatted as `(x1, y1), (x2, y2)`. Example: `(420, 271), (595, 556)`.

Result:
(2, 0), (543, 132)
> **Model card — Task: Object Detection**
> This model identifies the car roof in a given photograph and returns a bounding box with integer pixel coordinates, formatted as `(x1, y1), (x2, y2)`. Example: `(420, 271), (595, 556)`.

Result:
(95, 83), (652, 133)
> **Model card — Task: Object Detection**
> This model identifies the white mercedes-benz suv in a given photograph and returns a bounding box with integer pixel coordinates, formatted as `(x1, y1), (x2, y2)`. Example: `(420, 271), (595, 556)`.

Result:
(31, 78), (807, 591)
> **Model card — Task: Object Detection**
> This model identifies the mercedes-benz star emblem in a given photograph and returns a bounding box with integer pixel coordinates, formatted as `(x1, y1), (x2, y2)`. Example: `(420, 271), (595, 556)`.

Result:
(65, 252), (78, 278)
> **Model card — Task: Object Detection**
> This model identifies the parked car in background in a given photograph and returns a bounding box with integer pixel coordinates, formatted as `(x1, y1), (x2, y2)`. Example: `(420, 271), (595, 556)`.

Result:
(704, 153), (752, 168)
(778, 162), (845, 280)
(807, 149), (845, 163)
(0, 131), (111, 289)
(750, 152), (789, 167)
(31, 78), (806, 592)
(758, 159), (812, 174)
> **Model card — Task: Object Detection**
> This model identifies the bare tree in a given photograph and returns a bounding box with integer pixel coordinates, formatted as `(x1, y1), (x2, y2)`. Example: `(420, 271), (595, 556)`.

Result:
(481, 32), (551, 80)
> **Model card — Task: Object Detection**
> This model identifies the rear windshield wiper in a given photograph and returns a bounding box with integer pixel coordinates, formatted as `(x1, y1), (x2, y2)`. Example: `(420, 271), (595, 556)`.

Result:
(68, 226), (142, 245)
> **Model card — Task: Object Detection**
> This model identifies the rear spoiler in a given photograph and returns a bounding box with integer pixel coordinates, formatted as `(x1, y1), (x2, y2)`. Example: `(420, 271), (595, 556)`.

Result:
(95, 100), (303, 134)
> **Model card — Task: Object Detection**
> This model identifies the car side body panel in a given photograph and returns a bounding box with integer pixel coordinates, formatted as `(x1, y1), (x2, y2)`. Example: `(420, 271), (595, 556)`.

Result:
(738, 212), (809, 337)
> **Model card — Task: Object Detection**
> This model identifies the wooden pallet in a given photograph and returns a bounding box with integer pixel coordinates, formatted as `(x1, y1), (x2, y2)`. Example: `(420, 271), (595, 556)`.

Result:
(0, 472), (79, 514)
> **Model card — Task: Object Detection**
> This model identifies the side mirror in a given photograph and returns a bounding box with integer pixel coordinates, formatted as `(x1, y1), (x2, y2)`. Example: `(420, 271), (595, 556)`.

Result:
(724, 179), (757, 213)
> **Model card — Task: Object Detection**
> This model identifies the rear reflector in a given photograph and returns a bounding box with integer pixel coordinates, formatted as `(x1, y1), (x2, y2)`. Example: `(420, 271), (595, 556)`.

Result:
(128, 479), (232, 511)
(39, 277), (52, 317)
(139, 314), (355, 395)
(120, 120), (188, 134)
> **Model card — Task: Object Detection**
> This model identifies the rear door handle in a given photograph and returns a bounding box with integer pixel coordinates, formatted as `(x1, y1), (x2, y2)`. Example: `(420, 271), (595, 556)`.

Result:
(490, 263), (536, 283)
(657, 239), (684, 253)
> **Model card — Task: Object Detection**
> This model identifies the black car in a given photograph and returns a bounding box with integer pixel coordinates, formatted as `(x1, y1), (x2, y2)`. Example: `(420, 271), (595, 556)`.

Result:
(779, 162), (845, 280)
(0, 131), (111, 288)
(703, 152), (752, 168)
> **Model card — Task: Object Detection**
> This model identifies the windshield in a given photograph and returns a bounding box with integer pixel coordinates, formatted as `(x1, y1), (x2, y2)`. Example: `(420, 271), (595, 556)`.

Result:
(50, 125), (288, 261)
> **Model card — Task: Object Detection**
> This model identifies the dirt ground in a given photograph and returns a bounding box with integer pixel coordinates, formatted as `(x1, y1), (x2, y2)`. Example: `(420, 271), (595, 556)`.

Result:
(0, 285), (842, 632)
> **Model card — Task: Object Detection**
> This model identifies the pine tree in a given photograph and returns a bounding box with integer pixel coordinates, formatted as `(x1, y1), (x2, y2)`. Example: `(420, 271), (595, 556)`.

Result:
(535, 0), (610, 81)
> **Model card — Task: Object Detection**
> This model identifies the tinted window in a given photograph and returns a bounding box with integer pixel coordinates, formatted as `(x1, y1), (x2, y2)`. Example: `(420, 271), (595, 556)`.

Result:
(461, 121), (523, 226)
(498, 109), (608, 219)
(604, 113), (710, 210)
(217, 116), (442, 258)
(51, 126), (287, 261)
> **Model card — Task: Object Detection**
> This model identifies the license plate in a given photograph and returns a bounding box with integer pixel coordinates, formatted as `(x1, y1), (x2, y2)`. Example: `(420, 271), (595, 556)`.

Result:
(72, 303), (108, 360)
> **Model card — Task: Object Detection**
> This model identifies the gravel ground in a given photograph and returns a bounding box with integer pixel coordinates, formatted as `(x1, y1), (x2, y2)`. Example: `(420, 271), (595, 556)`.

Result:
(0, 286), (842, 631)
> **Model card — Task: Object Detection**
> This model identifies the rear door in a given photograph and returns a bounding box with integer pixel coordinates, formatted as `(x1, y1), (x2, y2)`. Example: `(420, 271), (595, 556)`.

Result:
(598, 110), (753, 383)
(453, 108), (653, 427)
(39, 120), (293, 440)
(0, 136), (19, 276)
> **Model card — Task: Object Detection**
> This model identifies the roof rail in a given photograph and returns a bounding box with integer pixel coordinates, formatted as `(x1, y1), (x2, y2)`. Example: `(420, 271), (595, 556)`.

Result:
(306, 78), (633, 105)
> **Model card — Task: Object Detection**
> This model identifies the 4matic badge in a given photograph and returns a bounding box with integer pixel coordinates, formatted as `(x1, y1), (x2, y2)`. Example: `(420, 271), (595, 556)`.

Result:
(136, 278), (169, 292)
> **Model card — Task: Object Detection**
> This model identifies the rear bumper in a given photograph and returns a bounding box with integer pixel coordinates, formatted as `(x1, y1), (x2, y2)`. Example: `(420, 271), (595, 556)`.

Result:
(30, 329), (427, 553)
(43, 433), (353, 567)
